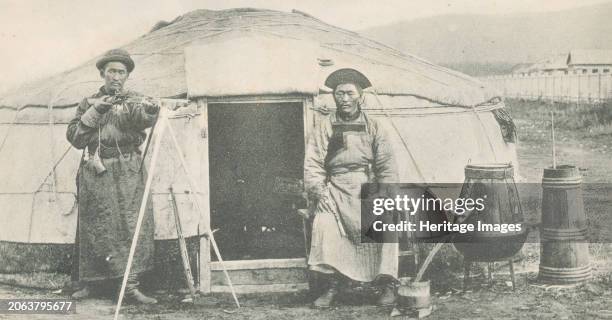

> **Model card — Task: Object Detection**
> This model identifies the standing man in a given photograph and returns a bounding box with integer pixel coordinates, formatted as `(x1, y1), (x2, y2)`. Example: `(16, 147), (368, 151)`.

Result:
(305, 68), (399, 308)
(66, 49), (159, 304)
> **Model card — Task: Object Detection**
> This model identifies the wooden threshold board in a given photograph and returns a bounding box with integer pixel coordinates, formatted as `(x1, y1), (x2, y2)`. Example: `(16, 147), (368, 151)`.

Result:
(211, 283), (309, 294)
(210, 257), (307, 270)
(210, 258), (308, 293)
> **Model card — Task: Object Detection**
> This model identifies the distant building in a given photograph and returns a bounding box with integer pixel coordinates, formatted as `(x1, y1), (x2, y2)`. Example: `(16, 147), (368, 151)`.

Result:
(512, 54), (568, 76)
(511, 50), (612, 76)
(567, 49), (612, 75)
(538, 53), (569, 75)
(510, 63), (535, 76)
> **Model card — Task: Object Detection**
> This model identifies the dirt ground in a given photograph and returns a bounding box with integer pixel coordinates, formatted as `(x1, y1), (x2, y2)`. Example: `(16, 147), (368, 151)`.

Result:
(1, 99), (611, 319)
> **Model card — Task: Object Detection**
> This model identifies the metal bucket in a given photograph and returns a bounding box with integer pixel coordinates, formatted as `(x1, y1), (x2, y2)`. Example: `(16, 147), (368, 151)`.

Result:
(397, 277), (431, 310)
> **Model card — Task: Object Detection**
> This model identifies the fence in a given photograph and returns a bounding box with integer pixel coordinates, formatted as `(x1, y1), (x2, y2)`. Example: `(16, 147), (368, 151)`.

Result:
(481, 74), (612, 104)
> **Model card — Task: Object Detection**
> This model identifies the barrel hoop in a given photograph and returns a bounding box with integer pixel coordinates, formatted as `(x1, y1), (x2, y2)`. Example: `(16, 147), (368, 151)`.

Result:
(539, 265), (591, 273)
(465, 165), (514, 180)
(542, 177), (582, 186)
(538, 275), (592, 284)
(539, 265), (591, 282)
(541, 227), (588, 240)
(541, 184), (582, 190)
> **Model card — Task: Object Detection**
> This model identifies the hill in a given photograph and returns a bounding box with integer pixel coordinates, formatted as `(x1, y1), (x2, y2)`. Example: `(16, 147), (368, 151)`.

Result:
(361, 2), (612, 72)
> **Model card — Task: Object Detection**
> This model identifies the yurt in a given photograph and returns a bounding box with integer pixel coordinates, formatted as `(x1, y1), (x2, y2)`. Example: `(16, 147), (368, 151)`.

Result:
(0, 8), (518, 293)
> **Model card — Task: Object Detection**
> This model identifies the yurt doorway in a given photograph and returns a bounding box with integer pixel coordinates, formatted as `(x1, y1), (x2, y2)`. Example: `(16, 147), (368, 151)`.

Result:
(208, 101), (306, 261)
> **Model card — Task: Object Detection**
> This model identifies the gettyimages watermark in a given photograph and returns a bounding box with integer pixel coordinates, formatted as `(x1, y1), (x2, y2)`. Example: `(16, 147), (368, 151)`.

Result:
(357, 183), (612, 244)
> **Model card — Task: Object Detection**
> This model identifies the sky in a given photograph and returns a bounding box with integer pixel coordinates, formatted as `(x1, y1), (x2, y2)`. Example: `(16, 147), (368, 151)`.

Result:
(1, 0), (611, 94)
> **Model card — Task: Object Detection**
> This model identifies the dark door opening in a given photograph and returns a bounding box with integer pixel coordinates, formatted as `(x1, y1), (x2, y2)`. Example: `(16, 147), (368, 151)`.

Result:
(208, 102), (306, 261)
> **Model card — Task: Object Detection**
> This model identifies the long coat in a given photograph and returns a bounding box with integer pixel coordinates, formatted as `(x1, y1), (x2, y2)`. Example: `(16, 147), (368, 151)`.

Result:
(66, 86), (157, 282)
(304, 109), (399, 282)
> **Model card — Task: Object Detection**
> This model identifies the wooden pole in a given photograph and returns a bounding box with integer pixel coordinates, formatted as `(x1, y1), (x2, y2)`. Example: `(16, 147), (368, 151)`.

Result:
(114, 113), (167, 320)
(168, 187), (198, 302)
(578, 74), (582, 107)
(164, 116), (241, 309)
(598, 73), (602, 104)
(551, 110), (556, 169)
(196, 98), (210, 294)
(552, 76), (556, 103)
(138, 114), (158, 173)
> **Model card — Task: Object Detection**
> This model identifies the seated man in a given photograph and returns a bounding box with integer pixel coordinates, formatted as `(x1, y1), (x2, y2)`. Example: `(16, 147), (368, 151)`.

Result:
(305, 68), (399, 308)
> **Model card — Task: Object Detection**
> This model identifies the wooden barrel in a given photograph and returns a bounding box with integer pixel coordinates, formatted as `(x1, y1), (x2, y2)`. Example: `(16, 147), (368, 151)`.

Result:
(539, 165), (591, 284)
(453, 163), (527, 261)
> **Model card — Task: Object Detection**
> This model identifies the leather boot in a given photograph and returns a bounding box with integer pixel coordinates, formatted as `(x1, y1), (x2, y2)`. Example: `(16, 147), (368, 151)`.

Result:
(312, 275), (340, 309)
(124, 274), (157, 304)
(71, 286), (90, 300)
(127, 289), (158, 304)
(377, 283), (396, 306)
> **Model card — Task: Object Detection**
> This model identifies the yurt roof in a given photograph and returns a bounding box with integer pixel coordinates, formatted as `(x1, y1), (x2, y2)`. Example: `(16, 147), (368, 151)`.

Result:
(0, 8), (498, 109)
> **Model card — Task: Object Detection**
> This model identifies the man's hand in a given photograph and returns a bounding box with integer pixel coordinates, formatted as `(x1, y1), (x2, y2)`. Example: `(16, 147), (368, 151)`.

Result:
(143, 101), (160, 114)
(91, 97), (112, 113)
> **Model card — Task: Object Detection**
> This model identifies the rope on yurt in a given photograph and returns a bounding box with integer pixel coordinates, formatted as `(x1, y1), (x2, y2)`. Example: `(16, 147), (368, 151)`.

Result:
(33, 145), (73, 193)
(248, 27), (302, 41)
(46, 82), (87, 206)
(371, 91), (428, 185)
(27, 189), (37, 242)
(28, 80), (93, 235)
(470, 105), (499, 162)
(7, 79), (98, 243)
(148, 29), (234, 55)
(40, 80), (99, 218)
(0, 106), (24, 155)
(321, 44), (449, 89)
(26, 83), (73, 242)
(47, 89), (62, 205)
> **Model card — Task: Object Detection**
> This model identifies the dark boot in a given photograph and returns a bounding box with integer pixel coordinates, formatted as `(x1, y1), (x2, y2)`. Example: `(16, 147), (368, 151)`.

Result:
(125, 275), (157, 305)
(71, 285), (90, 300)
(127, 289), (158, 304)
(377, 283), (396, 306)
(312, 275), (340, 309)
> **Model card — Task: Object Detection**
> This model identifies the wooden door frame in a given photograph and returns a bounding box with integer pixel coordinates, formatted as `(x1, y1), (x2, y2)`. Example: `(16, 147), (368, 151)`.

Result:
(197, 94), (313, 293)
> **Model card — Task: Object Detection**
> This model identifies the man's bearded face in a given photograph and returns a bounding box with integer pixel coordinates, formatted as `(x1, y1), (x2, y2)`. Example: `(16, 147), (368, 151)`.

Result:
(334, 83), (362, 117)
(101, 61), (129, 94)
